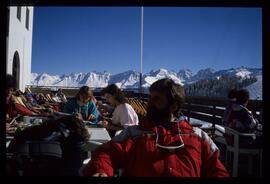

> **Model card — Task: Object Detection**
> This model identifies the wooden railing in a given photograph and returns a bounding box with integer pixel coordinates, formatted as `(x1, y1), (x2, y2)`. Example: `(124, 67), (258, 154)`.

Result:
(182, 96), (261, 125)
(126, 96), (262, 126)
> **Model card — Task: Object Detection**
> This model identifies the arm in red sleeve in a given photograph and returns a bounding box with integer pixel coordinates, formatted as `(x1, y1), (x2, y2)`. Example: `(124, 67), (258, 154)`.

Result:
(14, 103), (34, 116)
(82, 138), (133, 176)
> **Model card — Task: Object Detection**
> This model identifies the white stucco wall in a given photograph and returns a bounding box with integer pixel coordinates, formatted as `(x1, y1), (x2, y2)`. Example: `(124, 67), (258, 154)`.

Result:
(6, 6), (34, 92)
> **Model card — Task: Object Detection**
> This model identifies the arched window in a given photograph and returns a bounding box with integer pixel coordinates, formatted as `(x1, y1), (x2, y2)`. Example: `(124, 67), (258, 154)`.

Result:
(12, 51), (20, 89)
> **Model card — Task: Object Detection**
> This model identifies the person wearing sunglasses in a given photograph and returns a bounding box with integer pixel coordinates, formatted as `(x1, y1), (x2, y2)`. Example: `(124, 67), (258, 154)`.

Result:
(63, 86), (99, 124)
(82, 78), (229, 177)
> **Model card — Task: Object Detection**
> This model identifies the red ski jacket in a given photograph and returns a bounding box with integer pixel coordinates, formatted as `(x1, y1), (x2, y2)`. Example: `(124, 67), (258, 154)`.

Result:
(83, 120), (229, 177)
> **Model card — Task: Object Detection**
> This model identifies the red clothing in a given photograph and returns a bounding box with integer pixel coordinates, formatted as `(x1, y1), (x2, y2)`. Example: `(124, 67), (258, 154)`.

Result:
(51, 103), (60, 112)
(7, 102), (33, 118)
(83, 120), (229, 177)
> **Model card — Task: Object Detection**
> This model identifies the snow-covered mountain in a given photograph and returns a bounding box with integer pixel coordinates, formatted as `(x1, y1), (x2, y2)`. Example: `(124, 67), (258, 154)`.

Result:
(143, 68), (183, 88)
(213, 67), (261, 80)
(108, 70), (140, 88)
(29, 67), (262, 99)
(245, 75), (262, 100)
(188, 68), (216, 83)
(31, 72), (111, 88)
(177, 69), (193, 83)
(31, 73), (61, 86)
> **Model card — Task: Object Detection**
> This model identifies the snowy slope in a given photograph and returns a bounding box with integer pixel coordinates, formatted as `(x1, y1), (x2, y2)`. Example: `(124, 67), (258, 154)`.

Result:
(245, 75), (262, 100)
(143, 68), (183, 88)
(109, 70), (140, 88)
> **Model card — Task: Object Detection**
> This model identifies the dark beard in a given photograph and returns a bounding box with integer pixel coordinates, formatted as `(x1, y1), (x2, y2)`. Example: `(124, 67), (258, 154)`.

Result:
(146, 105), (171, 125)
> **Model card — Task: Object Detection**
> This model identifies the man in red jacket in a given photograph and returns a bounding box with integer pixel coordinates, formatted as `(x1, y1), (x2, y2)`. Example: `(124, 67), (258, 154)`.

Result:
(82, 78), (229, 177)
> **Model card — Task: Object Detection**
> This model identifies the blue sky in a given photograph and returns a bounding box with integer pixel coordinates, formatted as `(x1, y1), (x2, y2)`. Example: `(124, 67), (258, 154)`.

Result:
(32, 7), (262, 75)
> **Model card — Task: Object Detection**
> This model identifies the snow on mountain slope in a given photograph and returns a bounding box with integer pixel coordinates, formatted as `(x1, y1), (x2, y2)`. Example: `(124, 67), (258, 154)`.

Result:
(29, 67), (262, 99)
(177, 69), (193, 82)
(31, 73), (61, 86)
(143, 68), (183, 88)
(109, 70), (139, 88)
(188, 68), (215, 83)
(245, 75), (262, 100)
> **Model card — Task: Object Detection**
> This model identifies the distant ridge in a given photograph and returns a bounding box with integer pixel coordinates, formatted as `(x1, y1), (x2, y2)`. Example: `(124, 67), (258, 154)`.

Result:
(29, 67), (262, 99)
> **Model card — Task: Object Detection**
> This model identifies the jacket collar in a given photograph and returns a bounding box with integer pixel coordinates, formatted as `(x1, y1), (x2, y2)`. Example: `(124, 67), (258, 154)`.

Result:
(138, 119), (194, 135)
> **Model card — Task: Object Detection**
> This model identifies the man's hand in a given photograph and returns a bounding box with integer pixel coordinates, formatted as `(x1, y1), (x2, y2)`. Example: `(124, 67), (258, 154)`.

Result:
(92, 173), (108, 177)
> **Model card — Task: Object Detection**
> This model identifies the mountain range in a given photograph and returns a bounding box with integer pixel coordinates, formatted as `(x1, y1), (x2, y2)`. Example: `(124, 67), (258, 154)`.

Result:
(29, 67), (262, 99)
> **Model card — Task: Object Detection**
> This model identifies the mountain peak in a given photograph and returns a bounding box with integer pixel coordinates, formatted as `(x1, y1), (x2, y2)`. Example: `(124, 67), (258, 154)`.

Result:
(149, 68), (170, 76)
(198, 67), (215, 73)
(177, 69), (193, 81)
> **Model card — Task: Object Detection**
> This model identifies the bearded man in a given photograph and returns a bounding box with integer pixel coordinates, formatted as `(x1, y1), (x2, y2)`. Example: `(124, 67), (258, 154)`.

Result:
(82, 78), (229, 177)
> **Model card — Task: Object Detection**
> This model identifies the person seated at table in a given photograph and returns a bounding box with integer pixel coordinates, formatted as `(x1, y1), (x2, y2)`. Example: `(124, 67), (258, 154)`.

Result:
(35, 93), (58, 111)
(12, 92), (42, 115)
(13, 92), (28, 107)
(49, 90), (62, 103)
(225, 89), (262, 148)
(45, 93), (54, 103)
(25, 93), (46, 108)
(101, 84), (139, 137)
(15, 89), (24, 97)
(40, 91), (61, 112)
(36, 93), (47, 105)
(54, 88), (68, 111)
(25, 94), (56, 116)
(7, 116), (90, 176)
(63, 86), (99, 123)
(13, 92), (54, 117)
(13, 90), (54, 116)
(82, 78), (229, 177)
(56, 88), (68, 103)
(6, 74), (37, 118)
(24, 87), (39, 104)
(222, 88), (238, 125)
(6, 95), (38, 118)
(24, 87), (35, 98)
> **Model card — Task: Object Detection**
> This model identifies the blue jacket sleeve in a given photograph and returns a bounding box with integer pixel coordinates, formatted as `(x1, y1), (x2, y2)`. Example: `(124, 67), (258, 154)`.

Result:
(88, 101), (99, 124)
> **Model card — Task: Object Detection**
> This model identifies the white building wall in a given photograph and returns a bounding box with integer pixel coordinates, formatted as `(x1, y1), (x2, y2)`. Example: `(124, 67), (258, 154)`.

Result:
(7, 6), (34, 92)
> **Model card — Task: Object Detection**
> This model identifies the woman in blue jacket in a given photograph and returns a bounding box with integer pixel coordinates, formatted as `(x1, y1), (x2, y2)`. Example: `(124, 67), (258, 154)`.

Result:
(64, 86), (99, 124)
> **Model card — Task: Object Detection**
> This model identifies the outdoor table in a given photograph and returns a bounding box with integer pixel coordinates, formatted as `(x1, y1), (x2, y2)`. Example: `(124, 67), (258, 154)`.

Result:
(86, 127), (111, 143)
(84, 127), (111, 152)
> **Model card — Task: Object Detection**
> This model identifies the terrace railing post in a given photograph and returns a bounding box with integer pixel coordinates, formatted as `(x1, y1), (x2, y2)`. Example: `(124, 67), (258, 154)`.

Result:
(188, 101), (191, 122)
(212, 105), (216, 137)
